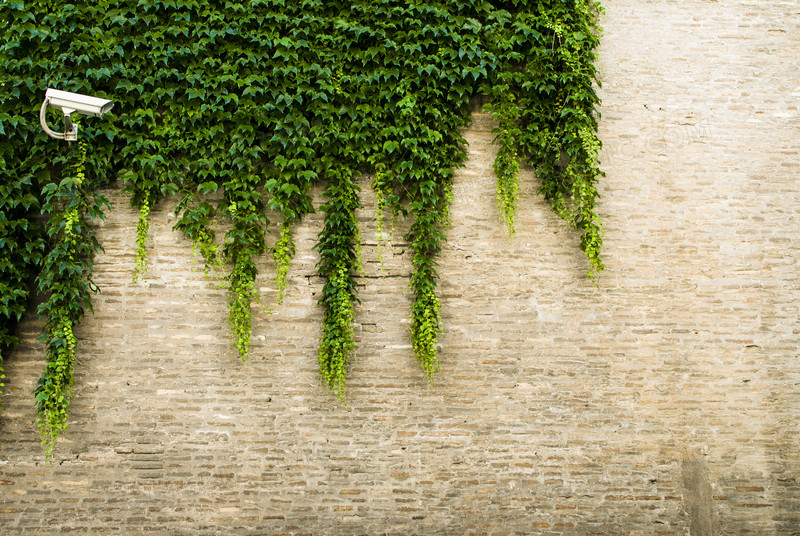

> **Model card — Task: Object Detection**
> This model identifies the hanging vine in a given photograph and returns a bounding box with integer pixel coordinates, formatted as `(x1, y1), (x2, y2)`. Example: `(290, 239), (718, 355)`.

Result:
(1, 0), (605, 447)
(222, 175), (269, 362)
(271, 221), (293, 305)
(173, 196), (223, 278)
(490, 93), (522, 236)
(371, 171), (394, 269)
(316, 164), (361, 401)
(132, 196), (150, 283)
(483, 0), (605, 278)
(33, 138), (107, 458)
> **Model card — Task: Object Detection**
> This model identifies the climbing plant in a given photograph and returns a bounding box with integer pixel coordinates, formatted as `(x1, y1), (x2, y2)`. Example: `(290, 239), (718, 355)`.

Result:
(1, 0), (604, 452)
(0, 157), (47, 410)
(482, 0), (605, 277)
(316, 163), (361, 401)
(33, 137), (108, 458)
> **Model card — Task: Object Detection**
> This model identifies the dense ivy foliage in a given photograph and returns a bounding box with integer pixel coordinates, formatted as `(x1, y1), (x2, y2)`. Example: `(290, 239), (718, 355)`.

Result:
(0, 145), (47, 410)
(483, 1), (604, 274)
(1, 0), (604, 450)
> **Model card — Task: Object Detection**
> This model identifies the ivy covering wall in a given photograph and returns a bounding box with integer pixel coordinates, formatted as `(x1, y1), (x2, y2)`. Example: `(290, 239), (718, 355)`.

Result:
(0, 0), (604, 456)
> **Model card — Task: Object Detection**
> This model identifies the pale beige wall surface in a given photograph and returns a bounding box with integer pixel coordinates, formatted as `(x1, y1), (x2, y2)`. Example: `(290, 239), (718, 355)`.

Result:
(1, 1), (798, 534)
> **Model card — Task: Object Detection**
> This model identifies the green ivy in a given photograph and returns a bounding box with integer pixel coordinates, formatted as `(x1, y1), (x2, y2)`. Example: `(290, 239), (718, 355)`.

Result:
(489, 93), (522, 236)
(372, 170), (394, 270)
(482, 0), (605, 278)
(132, 196), (150, 283)
(226, 253), (258, 363)
(272, 221), (294, 305)
(33, 139), (107, 458)
(1, 1), (605, 436)
(173, 197), (222, 277)
(222, 174), (268, 362)
(316, 164), (361, 401)
(0, 171), (47, 410)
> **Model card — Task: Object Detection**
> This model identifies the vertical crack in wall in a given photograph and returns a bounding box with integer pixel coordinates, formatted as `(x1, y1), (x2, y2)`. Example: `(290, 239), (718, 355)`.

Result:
(682, 456), (714, 536)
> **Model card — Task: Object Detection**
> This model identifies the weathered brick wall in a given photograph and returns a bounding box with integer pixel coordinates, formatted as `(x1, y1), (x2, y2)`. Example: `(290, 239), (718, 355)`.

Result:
(2, 1), (798, 534)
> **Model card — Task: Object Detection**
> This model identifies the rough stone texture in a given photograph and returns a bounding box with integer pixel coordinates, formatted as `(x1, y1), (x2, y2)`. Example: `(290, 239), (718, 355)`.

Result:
(1, 1), (799, 534)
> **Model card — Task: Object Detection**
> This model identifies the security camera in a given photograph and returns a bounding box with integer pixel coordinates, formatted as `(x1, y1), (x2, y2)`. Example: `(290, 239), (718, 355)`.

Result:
(40, 88), (114, 142)
(44, 88), (114, 117)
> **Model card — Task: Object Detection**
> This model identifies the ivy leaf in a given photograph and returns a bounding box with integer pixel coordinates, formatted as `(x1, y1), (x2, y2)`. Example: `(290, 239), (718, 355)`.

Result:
(197, 181), (219, 194)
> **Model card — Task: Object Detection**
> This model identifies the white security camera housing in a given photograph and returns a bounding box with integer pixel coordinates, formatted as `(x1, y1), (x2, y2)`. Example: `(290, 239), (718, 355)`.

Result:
(40, 88), (114, 142)
(45, 88), (114, 117)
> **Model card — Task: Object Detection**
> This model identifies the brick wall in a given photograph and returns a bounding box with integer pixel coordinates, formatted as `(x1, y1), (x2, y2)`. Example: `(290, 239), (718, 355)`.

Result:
(1, 1), (798, 534)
